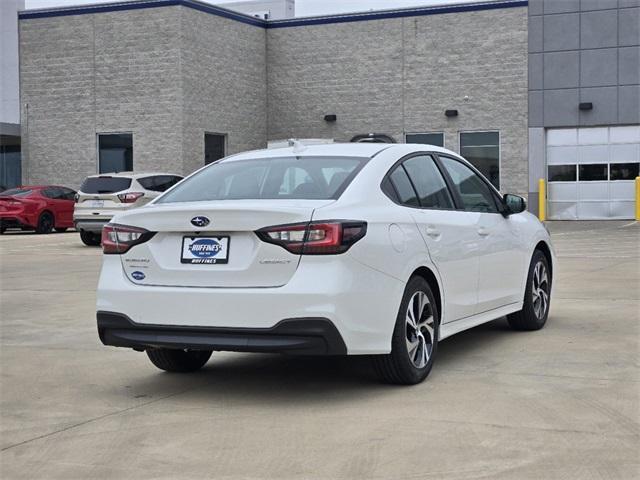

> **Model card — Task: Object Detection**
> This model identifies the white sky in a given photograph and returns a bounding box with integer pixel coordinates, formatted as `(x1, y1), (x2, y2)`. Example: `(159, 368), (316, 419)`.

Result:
(25, 0), (477, 17)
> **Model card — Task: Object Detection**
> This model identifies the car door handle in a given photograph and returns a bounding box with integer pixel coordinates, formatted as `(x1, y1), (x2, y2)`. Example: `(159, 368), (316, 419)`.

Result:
(477, 227), (490, 237)
(426, 226), (441, 238)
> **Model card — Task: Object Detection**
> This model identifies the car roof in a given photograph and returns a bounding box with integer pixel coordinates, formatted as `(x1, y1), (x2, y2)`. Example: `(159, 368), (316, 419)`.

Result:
(222, 142), (460, 162)
(84, 172), (181, 179)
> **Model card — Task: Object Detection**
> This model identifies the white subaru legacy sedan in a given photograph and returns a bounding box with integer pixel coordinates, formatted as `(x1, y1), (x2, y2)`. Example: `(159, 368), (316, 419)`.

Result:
(97, 143), (555, 384)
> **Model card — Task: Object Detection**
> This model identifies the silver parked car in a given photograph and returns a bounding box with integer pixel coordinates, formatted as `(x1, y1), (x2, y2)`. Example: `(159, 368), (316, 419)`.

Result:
(74, 172), (183, 246)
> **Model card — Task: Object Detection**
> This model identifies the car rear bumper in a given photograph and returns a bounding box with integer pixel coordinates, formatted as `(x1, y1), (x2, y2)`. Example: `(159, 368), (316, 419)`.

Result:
(97, 254), (406, 354)
(97, 311), (347, 355)
(0, 216), (32, 229)
(74, 218), (111, 232)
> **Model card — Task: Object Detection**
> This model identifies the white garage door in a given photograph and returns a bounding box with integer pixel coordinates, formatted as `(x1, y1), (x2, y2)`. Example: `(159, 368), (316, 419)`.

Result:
(546, 126), (640, 220)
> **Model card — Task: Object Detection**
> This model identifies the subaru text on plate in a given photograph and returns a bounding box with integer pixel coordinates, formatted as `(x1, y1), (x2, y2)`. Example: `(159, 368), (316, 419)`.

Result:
(96, 143), (555, 384)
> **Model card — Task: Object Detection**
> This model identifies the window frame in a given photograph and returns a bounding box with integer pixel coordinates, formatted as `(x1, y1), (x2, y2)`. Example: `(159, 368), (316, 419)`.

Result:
(404, 132), (445, 148)
(96, 132), (134, 174)
(380, 152), (457, 212)
(204, 132), (227, 166)
(59, 187), (77, 200)
(458, 130), (501, 190)
(435, 153), (505, 215)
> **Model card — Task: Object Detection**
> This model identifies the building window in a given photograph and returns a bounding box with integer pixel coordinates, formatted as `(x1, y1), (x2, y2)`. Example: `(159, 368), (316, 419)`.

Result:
(98, 133), (133, 174)
(405, 132), (444, 147)
(579, 164), (608, 182)
(459, 131), (500, 189)
(610, 163), (639, 181)
(548, 165), (577, 182)
(204, 133), (226, 165)
(0, 135), (21, 190)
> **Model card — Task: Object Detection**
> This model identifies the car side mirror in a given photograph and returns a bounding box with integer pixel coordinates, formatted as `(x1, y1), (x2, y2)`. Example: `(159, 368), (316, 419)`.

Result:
(503, 194), (526, 215)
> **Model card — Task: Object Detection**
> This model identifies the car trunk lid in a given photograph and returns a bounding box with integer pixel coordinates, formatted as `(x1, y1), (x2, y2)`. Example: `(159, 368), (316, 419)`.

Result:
(116, 200), (333, 288)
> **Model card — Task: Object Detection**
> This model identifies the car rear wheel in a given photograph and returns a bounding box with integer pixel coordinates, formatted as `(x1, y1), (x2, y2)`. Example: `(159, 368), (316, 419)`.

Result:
(54, 227), (68, 233)
(80, 230), (101, 246)
(35, 212), (54, 234)
(146, 349), (212, 373)
(372, 276), (439, 385)
(507, 250), (551, 331)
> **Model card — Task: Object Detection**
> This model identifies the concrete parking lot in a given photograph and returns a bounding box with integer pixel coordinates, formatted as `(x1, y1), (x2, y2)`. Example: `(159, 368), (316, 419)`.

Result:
(1, 221), (638, 479)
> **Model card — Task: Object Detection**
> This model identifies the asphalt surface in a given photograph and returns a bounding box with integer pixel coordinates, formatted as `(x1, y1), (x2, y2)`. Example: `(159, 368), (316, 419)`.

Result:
(1, 221), (639, 479)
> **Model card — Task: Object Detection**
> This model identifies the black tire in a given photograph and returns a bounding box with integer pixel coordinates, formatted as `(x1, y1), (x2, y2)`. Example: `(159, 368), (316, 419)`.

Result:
(372, 276), (439, 385)
(54, 227), (68, 233)
(507, 250), (552, 331)
(80, 230), (101, 246)
(146, 349), (212, 373)
(35, 211), (54, 234)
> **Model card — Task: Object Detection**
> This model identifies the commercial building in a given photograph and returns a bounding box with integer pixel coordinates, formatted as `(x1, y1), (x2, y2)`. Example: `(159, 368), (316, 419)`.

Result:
(528, 0), (640, 219)
(16, 0), (640, 219)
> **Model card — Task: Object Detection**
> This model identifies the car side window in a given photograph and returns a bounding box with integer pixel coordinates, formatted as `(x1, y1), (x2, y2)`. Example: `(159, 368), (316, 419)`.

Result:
(439, 156), (499, 213)
(43, 187), (62, 199)
(153, 175), (181, 192)
(61, 187), (77, 200)
(389, 166), (420, 207)
(402, 155), (453, 209)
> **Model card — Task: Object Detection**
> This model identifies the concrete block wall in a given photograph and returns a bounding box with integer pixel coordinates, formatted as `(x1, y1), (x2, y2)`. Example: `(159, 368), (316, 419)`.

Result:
(180, 7), (267, 175)
(267, 7), (529, 197)
(20, 4), (266, 187)
(20, 7), (183, 187)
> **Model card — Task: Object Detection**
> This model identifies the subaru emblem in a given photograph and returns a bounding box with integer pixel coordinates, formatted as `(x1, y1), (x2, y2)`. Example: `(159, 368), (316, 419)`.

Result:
(131, 271), (146, 281)
(191, 216), (210, 227)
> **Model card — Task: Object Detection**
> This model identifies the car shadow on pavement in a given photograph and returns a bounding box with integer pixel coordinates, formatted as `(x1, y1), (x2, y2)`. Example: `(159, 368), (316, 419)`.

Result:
(119, 318), (516, 402)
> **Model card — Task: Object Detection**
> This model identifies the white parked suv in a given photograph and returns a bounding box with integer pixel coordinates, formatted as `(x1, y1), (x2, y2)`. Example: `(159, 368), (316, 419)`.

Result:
(96, 143), (555, 384)
(74, 172), (183, 246)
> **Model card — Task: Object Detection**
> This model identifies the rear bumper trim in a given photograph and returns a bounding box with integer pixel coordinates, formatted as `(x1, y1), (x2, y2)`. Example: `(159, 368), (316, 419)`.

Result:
(0, 217), (31, 229)
(97, 311), (348, 355)
(75, 219), (110, 232)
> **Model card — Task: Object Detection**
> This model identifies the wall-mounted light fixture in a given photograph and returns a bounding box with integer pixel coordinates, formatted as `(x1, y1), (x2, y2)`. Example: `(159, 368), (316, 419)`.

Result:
(445, 109), (459, 117)
(324, 114), (337, 122)
(579, 102), (593, 111)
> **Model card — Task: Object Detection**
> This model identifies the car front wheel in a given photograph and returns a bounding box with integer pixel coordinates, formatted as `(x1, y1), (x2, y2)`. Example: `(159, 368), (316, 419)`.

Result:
(146, 349), (212, 373)
(507, 250), (552, 331)
(79, 230), (101, 246)
(372, 276), (439, 385)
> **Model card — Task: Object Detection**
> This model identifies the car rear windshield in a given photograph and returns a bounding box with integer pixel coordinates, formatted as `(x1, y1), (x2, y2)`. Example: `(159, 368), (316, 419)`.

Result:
(80, 177), (132, 194)
(0, 188), (32, 197)
(157, 156), (368, 203)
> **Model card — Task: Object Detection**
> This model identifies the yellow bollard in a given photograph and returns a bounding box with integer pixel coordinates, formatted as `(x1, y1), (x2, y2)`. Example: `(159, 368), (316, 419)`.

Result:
(635, 177), (640, 221)
(538, 178), (546, 222)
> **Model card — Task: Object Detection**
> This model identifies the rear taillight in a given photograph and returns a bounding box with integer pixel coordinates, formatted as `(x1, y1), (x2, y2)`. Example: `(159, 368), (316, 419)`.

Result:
(256, 220), (367, 255)
(102, 223), (155, 254)
(117, 192), (144, 203)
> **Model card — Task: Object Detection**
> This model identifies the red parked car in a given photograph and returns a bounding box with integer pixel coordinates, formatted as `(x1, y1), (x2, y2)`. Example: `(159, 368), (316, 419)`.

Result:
(0, 186), (77, 234)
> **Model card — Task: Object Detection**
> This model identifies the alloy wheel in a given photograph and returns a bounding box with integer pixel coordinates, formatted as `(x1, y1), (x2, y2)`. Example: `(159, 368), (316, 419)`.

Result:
(39, 213), (53, 233)
(532, 261), (549, 320)
(405, 291), (435, 369)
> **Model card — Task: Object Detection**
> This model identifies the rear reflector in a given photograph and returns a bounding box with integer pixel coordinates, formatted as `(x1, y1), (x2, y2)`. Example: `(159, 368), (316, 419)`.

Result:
(118, 192), (144, 203)
(102, 224), (155, 254)
(256, 220), (367, 255)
